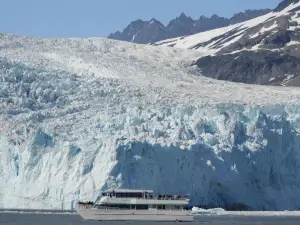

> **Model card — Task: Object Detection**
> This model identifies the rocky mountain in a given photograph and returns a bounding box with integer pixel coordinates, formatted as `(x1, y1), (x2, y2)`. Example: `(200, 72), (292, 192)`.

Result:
(108, 19), (169, 44)
(108, 9), (271, 44)
(156, 0), (300, 87)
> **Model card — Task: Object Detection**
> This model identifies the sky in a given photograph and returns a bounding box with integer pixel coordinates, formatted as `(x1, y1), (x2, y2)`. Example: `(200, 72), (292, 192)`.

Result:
(1, 0), (281, 38)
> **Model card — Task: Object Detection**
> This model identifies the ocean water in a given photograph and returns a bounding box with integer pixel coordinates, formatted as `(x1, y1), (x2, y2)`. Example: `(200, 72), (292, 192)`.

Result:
(1, 213), (300, 225)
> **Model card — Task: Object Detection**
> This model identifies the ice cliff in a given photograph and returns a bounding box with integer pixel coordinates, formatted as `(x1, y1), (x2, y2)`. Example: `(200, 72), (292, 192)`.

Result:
(1, 35), (300, 210)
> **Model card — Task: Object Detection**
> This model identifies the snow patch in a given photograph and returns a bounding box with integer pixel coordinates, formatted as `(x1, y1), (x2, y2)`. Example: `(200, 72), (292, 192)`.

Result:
(260, 21), (278, 33)
(281, 74), (295, 86)
(286, 41), (300, 46)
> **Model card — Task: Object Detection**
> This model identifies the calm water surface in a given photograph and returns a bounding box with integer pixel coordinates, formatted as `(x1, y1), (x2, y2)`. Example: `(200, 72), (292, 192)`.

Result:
(1, 213), (300, 225)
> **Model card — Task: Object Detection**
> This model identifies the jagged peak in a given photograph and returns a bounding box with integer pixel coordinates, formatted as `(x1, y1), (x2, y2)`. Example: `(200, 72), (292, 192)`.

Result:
(179, 12), (188, 19)
(149, 18), (162, 24)
(175, 12), (194, 22)
(148, 18), (166, 30)
(124, 19), (145, 30)
(130, 19), (143, 24)
(107, 31), (122, 39)
(199, 15), (208, 20)
(245, 9), (271, 13)
(167, 13), (193, 28)
(210, 14), (222, 19)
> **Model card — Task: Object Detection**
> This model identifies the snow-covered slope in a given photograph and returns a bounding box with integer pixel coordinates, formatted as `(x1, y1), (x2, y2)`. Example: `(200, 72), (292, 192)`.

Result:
(155, 0), (300, 86)
(155, 1), (300, 53)
(1, 34), (300, 210)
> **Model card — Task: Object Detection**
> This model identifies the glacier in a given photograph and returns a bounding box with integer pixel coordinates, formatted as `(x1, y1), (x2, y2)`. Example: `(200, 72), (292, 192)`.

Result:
(1, 34), (300, 210)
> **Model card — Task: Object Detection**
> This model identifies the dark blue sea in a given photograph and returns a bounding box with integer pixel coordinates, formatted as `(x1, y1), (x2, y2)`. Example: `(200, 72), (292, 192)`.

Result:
(1, 212), (300, 225)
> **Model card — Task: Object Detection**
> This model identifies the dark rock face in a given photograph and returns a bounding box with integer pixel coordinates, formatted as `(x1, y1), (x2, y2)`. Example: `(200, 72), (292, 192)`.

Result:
(190, 1), (300, 87)
(192, 14), (229, 34)
(192, 22), (300, 86)
(263, 30), (293, 48)
(167, 13), (194, 38)
(108, 10), (271, 44)
(108, 31), (122, 40)
(108, 19), (169, 44)
(192, 51), (300, 86)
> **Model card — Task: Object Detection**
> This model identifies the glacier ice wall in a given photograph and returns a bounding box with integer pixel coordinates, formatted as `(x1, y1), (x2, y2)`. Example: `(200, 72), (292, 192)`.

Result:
(1, 88), (300, 210)
(1, 37), (300, 211)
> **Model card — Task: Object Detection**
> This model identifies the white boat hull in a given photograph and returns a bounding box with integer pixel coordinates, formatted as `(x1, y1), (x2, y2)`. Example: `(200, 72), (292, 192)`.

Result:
(77, 208), (194, 222)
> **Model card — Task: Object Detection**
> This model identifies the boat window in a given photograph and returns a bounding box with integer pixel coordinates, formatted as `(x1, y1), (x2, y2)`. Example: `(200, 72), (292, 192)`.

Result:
(115, 192), (143, 198)
(157, 205), (166, 210)
(135, 205), (148, 210)
(114, 204), (131, 209)
(96, 204), (131, 209)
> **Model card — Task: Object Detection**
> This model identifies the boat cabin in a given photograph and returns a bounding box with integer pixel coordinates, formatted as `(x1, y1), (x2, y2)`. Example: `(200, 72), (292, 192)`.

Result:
(95, 189), (189, 211)
(101, 189), (154, 199)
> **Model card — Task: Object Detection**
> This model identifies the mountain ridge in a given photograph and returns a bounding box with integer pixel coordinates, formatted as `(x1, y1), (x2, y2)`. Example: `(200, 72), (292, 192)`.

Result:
(108, 9), (271, 44)
(156, 0), (300, 87)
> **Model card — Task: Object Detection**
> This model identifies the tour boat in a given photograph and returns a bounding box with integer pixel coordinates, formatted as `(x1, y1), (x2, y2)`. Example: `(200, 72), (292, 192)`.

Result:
(76, 188), (193, 222)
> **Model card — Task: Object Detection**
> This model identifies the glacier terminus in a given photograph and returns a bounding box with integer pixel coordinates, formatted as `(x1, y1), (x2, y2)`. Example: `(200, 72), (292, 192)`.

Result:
(1, 33), (300, 211)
